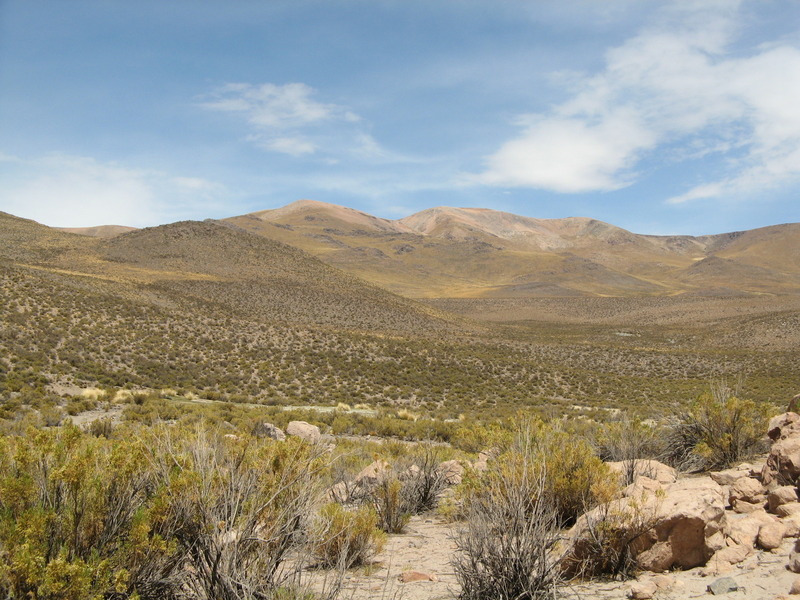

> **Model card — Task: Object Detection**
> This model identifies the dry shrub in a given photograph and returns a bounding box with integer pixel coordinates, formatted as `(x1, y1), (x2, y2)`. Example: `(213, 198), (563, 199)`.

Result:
(366, 444), (452, 533)
(562, 491), (662, 580)
(309, 503), (385, 569)
(452, 454), (562, 600)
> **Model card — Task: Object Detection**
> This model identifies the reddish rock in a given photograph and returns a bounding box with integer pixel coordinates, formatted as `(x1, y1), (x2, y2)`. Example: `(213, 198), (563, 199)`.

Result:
(398, 571), (438, 583)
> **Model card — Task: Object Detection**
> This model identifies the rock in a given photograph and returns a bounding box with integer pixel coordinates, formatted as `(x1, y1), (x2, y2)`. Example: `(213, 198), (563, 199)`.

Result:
(285, 421), (321, 443)
(711, 465), (756, 486)
(769, 413), (800, 441)
(758, 521), (787, 550)
(473, 448), (498, 472)
(726, 512), (767, 547)
(763, 436), (800, 486)
(770, 486), (800, 512)
(607, 459), (677, 485)
(253, 422), (286, 441)
(623, 476), (664, 498)
(707, 577), (738, 595)
(569, 476), (728, 574)
(354, 460), (390, 488)
(436, 459), (464, 486)
(729, 477), (766, 505)
(397, 571), (438, 583)
(776, 503), (800, 518)
(790, 577), (800, 595)
(628, 580), (657, 599)
(732, 499), (766, 514)
(790, 539), (800, 573)
(783, 514), (800, 538)
(651, 574), (674, 590)
(700, 558), (735, 577)
(710, 542), (752, 566)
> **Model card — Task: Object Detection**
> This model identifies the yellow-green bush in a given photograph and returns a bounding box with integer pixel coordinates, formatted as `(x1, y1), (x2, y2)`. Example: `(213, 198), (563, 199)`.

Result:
(309, 503), (385, 569)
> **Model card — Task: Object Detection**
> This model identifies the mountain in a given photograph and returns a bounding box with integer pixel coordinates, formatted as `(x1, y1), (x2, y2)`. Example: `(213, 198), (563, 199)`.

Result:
(0, 211), (458, 334)
(226, 202), (800, 298)
(57, 225), (138, 237)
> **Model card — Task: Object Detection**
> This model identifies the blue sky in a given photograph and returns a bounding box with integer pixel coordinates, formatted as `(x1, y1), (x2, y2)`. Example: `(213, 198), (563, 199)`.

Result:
(0, 0), (798, 235)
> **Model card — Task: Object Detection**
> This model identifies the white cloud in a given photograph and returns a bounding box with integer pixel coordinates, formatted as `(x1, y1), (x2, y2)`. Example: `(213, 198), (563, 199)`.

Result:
(0, 153), (226, 228)
(201, 82), (343, 129)
(477, 0), (800, 204)
(200, 82), (364, 157)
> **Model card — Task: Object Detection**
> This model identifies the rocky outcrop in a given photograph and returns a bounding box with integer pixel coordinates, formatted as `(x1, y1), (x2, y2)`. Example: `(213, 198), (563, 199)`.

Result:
(763, 414), (800, 485)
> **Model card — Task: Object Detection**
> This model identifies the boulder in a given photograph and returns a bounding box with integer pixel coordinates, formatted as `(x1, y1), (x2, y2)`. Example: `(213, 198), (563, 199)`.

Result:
(769, 486), (800, 512)
(783, 514), (800, 538)
(253, 422), (286, 441)
(623, 476), (664, 498)
(607, 459), (677, 485)
(732, 499), (766, 514)
(354, 460), (390, 488)
(567, 476), (728, 574)
(768, 412), (800, 441)
(763, 436), (800, 486)
(285, 420), (320, 443)
(757, 521), (786, 550)
(777, 503), (800, 518)
(728, 476), (766, 506)
(436, 460), (464, 486)
(710, 464), (757, 486)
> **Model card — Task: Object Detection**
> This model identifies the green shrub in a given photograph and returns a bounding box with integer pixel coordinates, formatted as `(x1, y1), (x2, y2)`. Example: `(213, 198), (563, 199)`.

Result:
(663, 382), (771, 471)
(309, 503), (385, 569)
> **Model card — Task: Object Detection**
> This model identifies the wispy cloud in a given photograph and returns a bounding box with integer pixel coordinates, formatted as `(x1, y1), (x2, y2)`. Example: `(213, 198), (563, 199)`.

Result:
(476, 0), (800, 205)
(199, 82), (368, 158)
(0, 153), (227, 227)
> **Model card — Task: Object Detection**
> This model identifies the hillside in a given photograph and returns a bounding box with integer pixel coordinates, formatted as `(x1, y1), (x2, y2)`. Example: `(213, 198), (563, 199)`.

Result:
(1, 208), (798, 423)
(0, 212), (457, 334)
(226, 202), (800, 298)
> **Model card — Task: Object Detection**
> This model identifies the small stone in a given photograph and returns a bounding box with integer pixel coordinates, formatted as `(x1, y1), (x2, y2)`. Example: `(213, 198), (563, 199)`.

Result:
(651, 574), (673, 590)
(707, 576), (738, 595)
(628, 580), (657, 599)
(398, 570), (438, 583)
(789, 539), (800, 573)
(791, 578), (800, 595)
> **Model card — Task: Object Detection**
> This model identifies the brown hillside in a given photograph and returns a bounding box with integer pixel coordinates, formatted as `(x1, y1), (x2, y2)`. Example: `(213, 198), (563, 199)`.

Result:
(57, 224), (138, 237)
(226, 202), (800, 298)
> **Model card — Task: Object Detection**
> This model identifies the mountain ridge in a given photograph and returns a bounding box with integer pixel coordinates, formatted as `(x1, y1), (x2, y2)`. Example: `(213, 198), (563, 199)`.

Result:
(8, 202), (800, 298)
